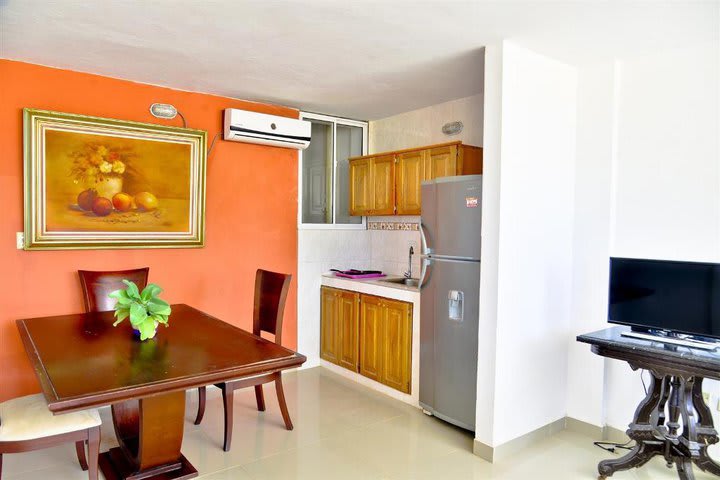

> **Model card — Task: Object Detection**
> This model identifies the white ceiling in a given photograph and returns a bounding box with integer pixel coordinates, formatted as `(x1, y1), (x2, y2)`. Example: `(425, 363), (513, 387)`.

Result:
(0, 1), (716, 120)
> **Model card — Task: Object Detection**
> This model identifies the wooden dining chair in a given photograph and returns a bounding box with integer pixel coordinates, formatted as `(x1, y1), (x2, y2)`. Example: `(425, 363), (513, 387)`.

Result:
(0, 395), (101, 480)
(78, 267), (150, 312)
(194, 269), (293, 452)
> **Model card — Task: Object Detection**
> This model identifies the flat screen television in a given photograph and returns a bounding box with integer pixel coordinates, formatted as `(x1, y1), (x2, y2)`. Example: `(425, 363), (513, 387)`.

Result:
(608, 257), (720, 341)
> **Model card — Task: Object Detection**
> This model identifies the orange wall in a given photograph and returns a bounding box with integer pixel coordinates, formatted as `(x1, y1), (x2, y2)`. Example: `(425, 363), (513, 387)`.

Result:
(0, 60), (299, 401)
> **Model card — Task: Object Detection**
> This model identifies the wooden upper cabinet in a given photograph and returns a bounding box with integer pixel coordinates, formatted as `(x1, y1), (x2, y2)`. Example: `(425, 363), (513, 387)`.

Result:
(396, 150), (425, 215)
(349, 155), (395, 216)
(425, 144), (458, 181)
(372, 155), (396, 215)
(380, 298), (412, 394)
(337, 290), (360, 372)
(349, 158), (372, 216)
(359, 295), (383, 381)
(349, 142), (482, 216)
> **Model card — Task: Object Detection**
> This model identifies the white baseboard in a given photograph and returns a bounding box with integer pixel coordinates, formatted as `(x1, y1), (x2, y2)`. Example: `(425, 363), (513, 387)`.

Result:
(473, 416), (628, 464)
(473, 417), (566, 463)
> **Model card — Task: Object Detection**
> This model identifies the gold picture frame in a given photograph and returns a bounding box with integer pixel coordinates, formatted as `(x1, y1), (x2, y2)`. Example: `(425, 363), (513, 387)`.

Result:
(24, 109), (207, 250)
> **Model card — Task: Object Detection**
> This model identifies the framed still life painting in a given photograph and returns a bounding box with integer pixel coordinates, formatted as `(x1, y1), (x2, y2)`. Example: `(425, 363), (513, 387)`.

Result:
(23, 109), (207, 250)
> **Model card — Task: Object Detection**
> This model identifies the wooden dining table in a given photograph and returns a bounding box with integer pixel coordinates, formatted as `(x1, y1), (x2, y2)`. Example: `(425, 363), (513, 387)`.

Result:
(16, 303), (306, 480)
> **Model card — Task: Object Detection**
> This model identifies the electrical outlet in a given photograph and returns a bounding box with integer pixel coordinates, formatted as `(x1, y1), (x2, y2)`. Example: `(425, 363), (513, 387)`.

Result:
(16, 232), (24, 250)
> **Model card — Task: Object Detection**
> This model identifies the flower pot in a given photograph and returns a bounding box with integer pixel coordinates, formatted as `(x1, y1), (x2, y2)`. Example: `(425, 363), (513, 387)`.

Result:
(82, 176), (123, 201)
(94, 176), (123, 199)
(132, 320), (159, 341)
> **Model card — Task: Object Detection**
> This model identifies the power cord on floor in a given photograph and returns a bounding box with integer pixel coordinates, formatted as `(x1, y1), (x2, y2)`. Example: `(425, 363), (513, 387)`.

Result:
(593, 369), (646, 454)
(593, 439), (634, 454)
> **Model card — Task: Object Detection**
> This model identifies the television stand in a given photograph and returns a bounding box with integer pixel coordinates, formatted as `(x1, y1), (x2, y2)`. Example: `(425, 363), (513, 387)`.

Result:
(621, 330), (720, 351)
(578, 327), (720, 480)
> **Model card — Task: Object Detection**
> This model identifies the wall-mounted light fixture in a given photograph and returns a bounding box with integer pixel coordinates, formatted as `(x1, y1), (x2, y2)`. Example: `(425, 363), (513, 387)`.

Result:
(442, 121), (464, 136)
(149, 103), (186, 128)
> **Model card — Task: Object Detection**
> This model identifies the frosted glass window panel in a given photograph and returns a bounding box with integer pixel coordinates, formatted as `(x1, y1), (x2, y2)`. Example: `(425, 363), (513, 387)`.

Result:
(302, 121), (332, 224)
(335, 125), (363, 224)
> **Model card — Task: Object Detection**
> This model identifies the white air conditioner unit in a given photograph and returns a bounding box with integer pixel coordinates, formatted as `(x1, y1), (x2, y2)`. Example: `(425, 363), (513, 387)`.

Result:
(223, 109), (311, 150)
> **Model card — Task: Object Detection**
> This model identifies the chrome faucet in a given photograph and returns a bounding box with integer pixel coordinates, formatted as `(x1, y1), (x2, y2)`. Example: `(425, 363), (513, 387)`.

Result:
(404, 246), (414, 279)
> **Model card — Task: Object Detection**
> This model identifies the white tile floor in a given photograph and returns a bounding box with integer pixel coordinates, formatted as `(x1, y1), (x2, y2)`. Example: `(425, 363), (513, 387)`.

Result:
(2, 367), (717, 479)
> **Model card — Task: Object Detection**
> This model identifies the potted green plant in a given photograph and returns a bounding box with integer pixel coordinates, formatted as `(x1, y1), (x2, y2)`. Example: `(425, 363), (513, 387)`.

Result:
(109, 280), (172, 340)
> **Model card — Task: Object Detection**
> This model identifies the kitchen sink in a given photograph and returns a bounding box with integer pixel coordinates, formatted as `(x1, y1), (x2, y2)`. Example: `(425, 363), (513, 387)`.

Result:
(381, 277), (420, 287)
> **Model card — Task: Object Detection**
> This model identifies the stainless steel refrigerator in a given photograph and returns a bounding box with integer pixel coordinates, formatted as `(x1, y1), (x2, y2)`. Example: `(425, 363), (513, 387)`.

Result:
(419, 175), (482, 432)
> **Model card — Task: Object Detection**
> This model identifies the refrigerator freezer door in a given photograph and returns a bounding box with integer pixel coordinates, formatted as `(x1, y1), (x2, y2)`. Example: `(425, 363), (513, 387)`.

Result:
(420, 257), (480, 431)
(421, 176), (482, 260)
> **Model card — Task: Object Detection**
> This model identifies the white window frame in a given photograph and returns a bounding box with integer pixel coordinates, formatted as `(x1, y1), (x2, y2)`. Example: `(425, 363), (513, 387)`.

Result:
(298, 111), (368, 230)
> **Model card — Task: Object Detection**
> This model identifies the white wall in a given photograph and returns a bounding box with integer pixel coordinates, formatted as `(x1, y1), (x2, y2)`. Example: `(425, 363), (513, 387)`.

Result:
(488, 42), (578, 446)
(369, 93), (484, 153)
(565, 63), (616, 426)
(475, 43), (503, 446)
(567, 38), (720, 452)
(609, 42), (720, 431)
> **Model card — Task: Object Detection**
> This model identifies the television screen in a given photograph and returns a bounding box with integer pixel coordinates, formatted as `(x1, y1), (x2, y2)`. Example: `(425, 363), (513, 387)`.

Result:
(608, 257), (720, 340)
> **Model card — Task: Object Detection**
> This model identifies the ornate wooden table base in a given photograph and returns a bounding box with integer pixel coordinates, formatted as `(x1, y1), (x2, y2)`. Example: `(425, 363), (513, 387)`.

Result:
(598, 374), (720, 480)
(99, 391), (198, 480)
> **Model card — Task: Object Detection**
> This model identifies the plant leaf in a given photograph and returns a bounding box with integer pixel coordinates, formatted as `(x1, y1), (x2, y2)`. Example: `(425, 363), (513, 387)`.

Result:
(108, 289), (126, 299)
(129, 302), (147, 326)
(146, 298), (171, 315)
(112, 308), (129, 326)
(138, 318), (157, 340)
(141, 283), (162, 301)
(122, 280), (140, 300)
(115, 295), (133, 306)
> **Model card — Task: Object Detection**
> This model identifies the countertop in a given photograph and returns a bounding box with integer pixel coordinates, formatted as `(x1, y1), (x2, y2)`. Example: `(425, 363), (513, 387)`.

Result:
(321, 273), (420, 302)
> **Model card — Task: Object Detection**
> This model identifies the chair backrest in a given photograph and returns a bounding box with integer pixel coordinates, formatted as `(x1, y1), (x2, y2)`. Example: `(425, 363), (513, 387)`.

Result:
(253, 269), (292, 344)
(78, 268), (150, 313)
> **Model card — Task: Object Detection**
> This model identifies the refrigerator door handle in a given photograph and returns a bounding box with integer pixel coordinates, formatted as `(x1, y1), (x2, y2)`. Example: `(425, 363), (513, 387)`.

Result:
(419, 222), (433, 255)
(419, 256), (433, 290)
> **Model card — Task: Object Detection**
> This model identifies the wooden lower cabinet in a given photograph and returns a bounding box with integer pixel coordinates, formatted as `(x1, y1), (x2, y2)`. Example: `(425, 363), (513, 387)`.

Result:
(378, 298), (412, 393)
(320, 287), (359, 372)
(320, 287), (340, 364)
(359, 295), (383, 381)
(321, 287), (413, 394)
(337, 290), (359, 371)
(359, 295), (412, 394)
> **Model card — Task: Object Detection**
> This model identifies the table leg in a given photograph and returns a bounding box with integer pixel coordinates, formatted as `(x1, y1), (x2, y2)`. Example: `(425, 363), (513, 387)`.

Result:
(676, 456), (697, 480)
(598, 371), (666, 479)
(690, 378), (720, 476)
(99, 391), (198, 480)
(654, 376), (671, 428)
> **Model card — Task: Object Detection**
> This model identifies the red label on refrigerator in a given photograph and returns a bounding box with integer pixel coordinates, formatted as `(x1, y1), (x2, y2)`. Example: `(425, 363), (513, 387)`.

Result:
(465, 197), (478, 208)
